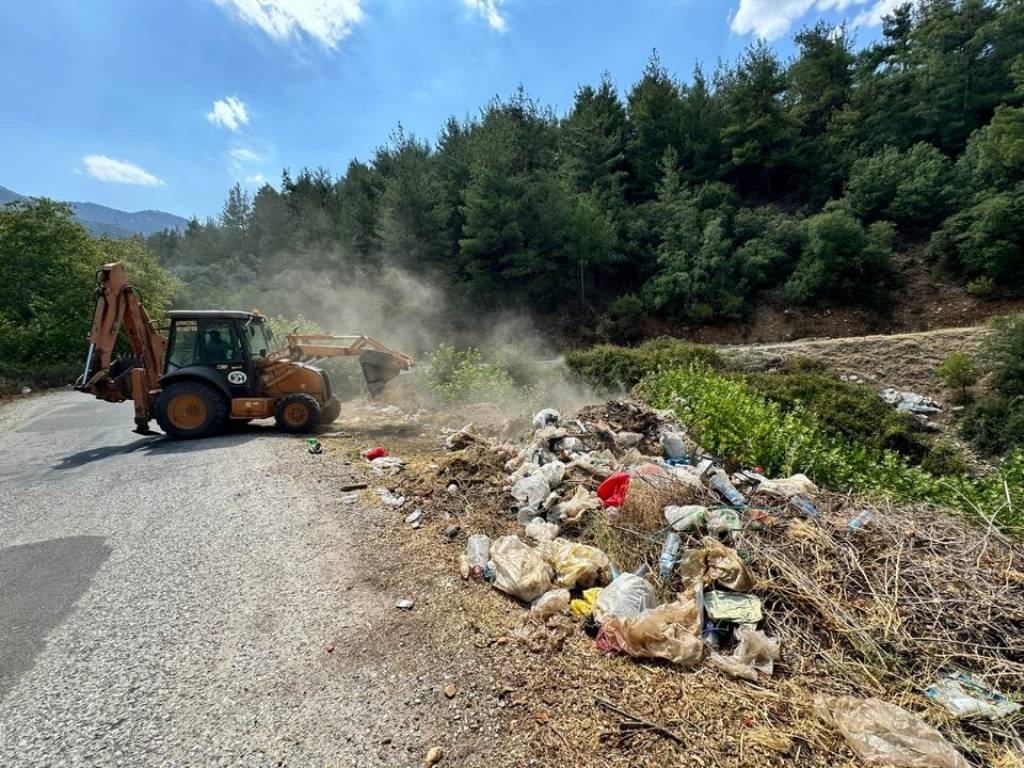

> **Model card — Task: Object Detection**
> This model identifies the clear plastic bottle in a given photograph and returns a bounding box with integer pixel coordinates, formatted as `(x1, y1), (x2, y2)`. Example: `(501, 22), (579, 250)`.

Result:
(708, 469), (745, 507)
(847, 508), (874, 532)
(658, 532), (682, 579)
(791, 495), (821, 520)
(466, 534), (491, 582)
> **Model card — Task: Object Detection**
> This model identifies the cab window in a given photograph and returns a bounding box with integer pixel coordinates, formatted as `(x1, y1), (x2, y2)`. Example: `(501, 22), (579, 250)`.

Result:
(167, 320), (200, 370)
(245, 320), (274, 358)
(200, 321), (242, 364)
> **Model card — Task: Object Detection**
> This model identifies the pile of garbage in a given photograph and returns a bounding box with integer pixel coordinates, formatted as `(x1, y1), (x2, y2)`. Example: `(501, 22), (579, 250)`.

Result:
(439, 399), (1024, 766)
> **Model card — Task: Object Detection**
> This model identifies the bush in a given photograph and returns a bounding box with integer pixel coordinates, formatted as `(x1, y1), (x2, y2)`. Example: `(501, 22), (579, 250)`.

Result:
(0, 360), (82, 396)
(961, 396), (1024, 457)
(938, 352), (979, 401)
(784, 205), (895, 307)
(565, 337), (723, 391)
(743, 367), (932, 462)
(420, 344), (519, 404)
(640, 363), (1023, 528)
(920, 440), (970, 477)
(606, 294), (645, 342)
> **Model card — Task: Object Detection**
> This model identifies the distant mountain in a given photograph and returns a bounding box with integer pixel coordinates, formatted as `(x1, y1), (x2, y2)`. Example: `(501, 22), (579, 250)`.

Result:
(0, 184), (187, 238)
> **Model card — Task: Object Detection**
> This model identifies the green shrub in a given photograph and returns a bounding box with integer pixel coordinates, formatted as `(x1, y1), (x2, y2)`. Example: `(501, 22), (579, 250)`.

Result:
(421, 344), (519, 404)
(961, 396), (1024, 456)
(920, 440), (970, 477)
(565, 337), (723, 391)
(606, 294), (645, 342)
(640, 363), (1023, 528)
(0, 360), (81, 396)
(938, 352), (979, 400)
(743, 367), (930, 461)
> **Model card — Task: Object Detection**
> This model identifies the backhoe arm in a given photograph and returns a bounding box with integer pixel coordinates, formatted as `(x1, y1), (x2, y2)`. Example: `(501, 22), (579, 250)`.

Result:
(283, 334), (413, 398)
(77, 263), (166, 431)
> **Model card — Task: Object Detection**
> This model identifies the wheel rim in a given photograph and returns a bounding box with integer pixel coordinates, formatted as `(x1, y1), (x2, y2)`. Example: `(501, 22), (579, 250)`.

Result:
(168, 394), (208, 430)
(283, 402), (309, 427)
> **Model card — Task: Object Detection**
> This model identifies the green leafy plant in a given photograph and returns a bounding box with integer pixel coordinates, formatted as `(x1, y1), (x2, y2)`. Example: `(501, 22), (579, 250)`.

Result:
(565, 337), (723, 391)
(938, 351), (979, 401)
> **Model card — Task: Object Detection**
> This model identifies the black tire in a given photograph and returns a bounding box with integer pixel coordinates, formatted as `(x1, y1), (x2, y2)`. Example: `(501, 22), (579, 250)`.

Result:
(275, 393), (321, 434)
(319, 395), (342, 425)
(155, 381), (229, 439)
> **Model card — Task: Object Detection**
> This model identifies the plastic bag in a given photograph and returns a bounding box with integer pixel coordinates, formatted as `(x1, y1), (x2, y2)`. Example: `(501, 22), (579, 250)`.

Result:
(532, 408), (561, 428)
(364, 446), (388, 460)
(664, 505), (707, 531)
(593, 573), (658, 622)
(489, 535), (553, 603)
(708, 626), (780, 681)
(704, 591), (762, 623)
(513, 588), (574, 652)
(569, 587), (603, 618)
(525, 517), (560, 545)
(597, 472), (631, 508)
(926, 671), (1022, 720)
(541, 538), (611, 590)
(660, 431), (687, 461)
(551, 486), (603, 525)
(702, 537), (754, 591)
(599, 596), (703, 666)
(814, 695), (969, 768)
(745, 472), (818, 499)
(707, 507), (742, 535)
(511, 461), (565, 510)
(370, 456), (405, 476)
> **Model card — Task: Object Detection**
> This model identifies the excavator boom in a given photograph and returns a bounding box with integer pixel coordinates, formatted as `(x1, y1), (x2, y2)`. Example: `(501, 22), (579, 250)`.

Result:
(282, 333), (414, 397)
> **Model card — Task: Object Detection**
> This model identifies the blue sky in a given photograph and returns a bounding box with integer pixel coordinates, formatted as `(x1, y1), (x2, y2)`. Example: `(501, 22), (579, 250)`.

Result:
(0, 0), (897, 219)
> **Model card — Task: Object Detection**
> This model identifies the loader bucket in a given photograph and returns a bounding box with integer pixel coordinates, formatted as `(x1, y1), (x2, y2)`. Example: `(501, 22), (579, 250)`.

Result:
(360, 349), (404, 398)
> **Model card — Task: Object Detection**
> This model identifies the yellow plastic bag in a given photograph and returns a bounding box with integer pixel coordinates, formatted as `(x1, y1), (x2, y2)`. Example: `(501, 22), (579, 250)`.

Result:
(569, 587), (603, 618)
(541, 538), (612, 590)
(489, 535), (554, 603)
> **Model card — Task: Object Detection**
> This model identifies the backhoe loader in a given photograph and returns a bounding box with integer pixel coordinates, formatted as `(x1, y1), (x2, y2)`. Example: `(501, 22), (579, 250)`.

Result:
(76, 263), (413, 439)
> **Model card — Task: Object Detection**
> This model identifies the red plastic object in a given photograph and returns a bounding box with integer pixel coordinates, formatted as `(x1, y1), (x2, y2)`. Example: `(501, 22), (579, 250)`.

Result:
(597, 472), (631, 508)
(364, 447), (388, 460)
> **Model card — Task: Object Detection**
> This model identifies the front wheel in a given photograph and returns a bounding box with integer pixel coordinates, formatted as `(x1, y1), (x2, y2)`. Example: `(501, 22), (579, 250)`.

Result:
(155, 381), (229, 439)
(275, 393), (321, 434)
(319, 395), (342, 425)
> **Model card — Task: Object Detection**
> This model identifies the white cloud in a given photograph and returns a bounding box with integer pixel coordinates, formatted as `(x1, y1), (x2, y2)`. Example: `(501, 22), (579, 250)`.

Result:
(462, 0), (507, 31)
(213, 0), (364, 48)
(245, 173), (267, 185)
(230, 147), (262, 162)
(730, 0), (904, 40)
(207, 96), (250, 131)
(82, 155), (164, 186)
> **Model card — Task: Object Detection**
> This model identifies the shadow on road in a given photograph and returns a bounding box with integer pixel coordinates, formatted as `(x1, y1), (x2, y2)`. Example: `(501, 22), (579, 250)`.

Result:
(0, 536), (112, 701)
(52, 426), (276, 471)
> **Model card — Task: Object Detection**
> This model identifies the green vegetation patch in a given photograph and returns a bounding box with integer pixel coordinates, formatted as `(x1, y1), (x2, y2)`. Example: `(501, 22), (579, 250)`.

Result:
(564, 337), (723, 392)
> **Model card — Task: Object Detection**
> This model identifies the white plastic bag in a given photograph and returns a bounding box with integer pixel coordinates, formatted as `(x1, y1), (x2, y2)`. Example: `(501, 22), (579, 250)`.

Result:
(593, 573), (657, 622)
(532, 408), (561, 428)
(511, 460), (565, 509)
(488, 535), (553, 603)
(664, 505), (707, 531)
(708, 626), (780, 681)
(525, 517), (560, 545)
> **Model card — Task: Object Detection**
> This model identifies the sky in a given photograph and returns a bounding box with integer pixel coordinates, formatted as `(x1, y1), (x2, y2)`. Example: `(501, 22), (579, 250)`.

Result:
(0, 0), (900, 219)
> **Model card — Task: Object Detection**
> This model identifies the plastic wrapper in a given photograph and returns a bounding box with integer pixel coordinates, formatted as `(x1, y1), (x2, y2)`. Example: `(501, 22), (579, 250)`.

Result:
(702, 537), (754, 591)
(926, 671), (1022, 720)
(541, 538), (611, 590)
(532, 408), (562, 428)
(513, 588), (573, 652)
(525, 517), (560, 545)
(593, 573), (658, 622)
(704, 591), (762, 623)
(708, 626), (780, 681)
(488, 535), (553, 603)
(599, 595), (703, 666)
(660, 432), (687, 461)
(814, 695), (969, 768)
(707, 507), (742, 535)
(511, 461), (565, 510)
(551, 486), (603, 525)
(569, 587), (603, 618)
(370, 456), (405, 476)
(664, 505), (707, 531)
(743, 471), (818, 499)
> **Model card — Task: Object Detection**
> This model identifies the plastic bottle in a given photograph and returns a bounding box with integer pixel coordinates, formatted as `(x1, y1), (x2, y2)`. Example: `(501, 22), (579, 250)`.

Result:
(633, 562), (652, 578)
(791, 495), (821, 520)
(847, 508), (874, 532)
(658, 532), (682, 579)
(701, 619), (722, 650)
(466, 534), (491, 583)
(708, 469), (745, 507)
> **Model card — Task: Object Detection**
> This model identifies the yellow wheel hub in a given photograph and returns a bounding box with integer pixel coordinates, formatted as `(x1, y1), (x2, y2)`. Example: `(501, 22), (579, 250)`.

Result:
(168, 393), (208, 430)
(283, 402), (309, 426)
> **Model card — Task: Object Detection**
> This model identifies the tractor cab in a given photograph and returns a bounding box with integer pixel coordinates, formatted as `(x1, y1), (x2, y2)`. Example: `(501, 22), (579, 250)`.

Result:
(164, 310), (273, 397)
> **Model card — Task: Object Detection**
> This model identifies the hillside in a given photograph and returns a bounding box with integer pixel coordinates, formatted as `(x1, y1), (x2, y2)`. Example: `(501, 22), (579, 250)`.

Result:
(0, 184), (185, 237)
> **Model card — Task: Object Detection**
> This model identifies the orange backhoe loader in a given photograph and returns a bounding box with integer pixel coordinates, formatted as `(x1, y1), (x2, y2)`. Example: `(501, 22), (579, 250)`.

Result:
(76, 263), (413, 439)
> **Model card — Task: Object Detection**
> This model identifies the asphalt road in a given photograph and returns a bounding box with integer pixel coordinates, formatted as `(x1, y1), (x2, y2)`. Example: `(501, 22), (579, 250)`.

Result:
(0, 391), (436, 767)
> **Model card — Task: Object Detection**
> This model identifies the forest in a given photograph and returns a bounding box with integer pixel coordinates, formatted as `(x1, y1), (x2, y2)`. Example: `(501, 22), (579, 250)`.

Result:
(142, 0), (1024, 341)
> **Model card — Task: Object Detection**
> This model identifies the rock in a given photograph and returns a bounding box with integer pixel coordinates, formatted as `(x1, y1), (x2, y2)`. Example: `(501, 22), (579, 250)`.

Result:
(443, 524), (461, 540)
(395, 599), (415, 610)
(446, 483), (459, 496)
(443, 684), (457, 699)
(425, 746), (444, 767)
(405, 509), (423, 525)
(20, 387), (31, 395)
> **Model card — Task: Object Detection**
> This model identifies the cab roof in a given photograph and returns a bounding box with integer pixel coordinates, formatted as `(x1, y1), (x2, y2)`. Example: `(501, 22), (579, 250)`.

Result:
(165, 310), (263, 321)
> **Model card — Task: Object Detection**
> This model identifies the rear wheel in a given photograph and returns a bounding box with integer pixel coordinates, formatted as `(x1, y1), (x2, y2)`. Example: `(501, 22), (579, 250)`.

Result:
(155, 382), (228, 439)
(275, 393), (321, 434)
(319, 395), (342, 426)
